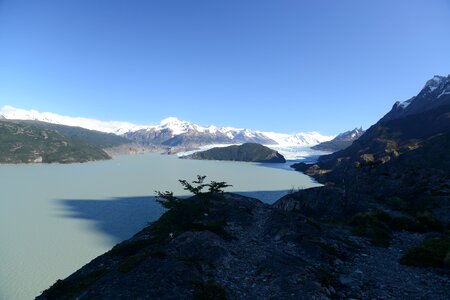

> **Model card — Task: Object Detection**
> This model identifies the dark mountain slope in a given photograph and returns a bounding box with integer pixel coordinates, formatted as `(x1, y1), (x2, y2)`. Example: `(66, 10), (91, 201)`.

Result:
(382, 75), (450, 122)
(291, 75), (450, 224)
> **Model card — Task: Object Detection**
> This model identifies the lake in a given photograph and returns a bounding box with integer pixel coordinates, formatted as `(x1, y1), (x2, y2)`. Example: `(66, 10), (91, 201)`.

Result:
(0, 153), (320, 300)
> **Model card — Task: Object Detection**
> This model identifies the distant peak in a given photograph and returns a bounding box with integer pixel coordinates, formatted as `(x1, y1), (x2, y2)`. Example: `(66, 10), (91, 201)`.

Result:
(159, 117), (184, 125)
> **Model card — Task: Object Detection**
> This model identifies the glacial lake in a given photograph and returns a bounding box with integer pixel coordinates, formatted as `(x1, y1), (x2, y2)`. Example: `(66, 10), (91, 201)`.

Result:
(0, 153), (320, 300)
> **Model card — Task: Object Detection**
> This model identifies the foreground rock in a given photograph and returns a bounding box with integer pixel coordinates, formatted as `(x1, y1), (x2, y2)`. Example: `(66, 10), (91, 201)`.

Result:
(37, 192), (450, 299)
(37, 193), (361, 299)
(183, 143), (286, 163)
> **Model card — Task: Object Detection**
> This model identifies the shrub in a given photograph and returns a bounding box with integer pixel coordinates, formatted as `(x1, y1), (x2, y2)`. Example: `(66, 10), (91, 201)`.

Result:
(349, 210), (392, 247)
(41, 269), (107, 299)
(415, 211), (444, 232)
(400, 237), (450, 268)
(382, 197), (408, 211)
(192, 280), (228, 300)
(315, 267), (335, 287)
(152, 176), (232, 242)
(108, 239), (154, 257)
(318, 242), (339, 257)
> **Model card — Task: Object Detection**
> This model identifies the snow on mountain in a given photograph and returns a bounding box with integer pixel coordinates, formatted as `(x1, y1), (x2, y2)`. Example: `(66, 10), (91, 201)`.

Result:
(424, 75), (447, 92)
(0, 105), (334, 147)
(384, 74), (450, 122)
(334, 127), (364, 141)
(262, 131), (334, 146)
(0, 105), (147, 134)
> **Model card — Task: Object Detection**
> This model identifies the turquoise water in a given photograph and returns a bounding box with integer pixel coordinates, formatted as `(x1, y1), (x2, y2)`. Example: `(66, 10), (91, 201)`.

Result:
(0, 154), (320, 300)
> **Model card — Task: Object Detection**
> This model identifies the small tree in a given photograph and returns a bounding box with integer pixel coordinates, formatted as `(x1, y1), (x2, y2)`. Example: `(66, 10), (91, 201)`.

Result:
(155, 175), (231, 209)
(152, 176), (232, 241)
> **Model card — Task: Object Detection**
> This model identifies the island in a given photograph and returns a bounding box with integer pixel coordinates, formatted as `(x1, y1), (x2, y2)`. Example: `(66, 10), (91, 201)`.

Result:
(181, 143), (286, 163)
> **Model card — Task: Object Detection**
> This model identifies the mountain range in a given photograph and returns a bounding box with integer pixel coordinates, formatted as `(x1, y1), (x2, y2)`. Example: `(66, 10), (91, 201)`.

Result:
(0, 106), (334, 148)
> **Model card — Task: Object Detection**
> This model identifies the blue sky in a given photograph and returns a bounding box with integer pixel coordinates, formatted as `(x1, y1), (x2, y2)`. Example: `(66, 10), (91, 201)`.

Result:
(1, 0), (449, 134)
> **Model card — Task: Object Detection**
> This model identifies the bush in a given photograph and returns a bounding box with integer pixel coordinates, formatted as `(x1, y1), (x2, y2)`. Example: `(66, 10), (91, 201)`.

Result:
(400, 237), (450, 268)
(382, 197), (408, 211)
(415, 211), (444, 232)
(350, 210), (392, 247)
(152, 176), (232, 242)
(108, 239), (154, 257)
(41, 269), (107, 299)
(192, 280), (228, 300)
(350, 209), (445, 247)
(315, 267), (335, 287)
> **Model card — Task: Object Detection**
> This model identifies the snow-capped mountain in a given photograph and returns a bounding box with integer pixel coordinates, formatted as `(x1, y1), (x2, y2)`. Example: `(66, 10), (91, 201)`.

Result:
(0, 105), (146, 134)
(262, 131), (334, 146)
(312, 127), (365, 152)
(0, 105), (334, 148)
(383, 75), (450, 122)
(333, 127), (365, 141)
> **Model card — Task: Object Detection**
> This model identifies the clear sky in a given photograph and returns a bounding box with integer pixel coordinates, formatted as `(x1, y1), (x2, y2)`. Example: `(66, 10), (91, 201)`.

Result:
(1, 0), (449, 134)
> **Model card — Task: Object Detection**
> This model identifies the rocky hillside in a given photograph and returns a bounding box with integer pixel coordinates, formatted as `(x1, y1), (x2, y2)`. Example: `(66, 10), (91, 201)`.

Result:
(312, 128), (365, 152)
(290, 76), (450, 226)
(292, 75), (450, 207)
(37, 176), (449, 300)
(0, 120), (111, 163)
(183, 143), (286, 163)
(287, 75), (450, 269)
(40, 193), (350, 299)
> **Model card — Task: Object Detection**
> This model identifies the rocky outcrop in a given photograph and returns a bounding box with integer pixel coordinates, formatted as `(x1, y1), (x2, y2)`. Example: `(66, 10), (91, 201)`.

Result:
(273, 186), (369, 221)
(37, 190), (450, 300)
(183, 143), (286, 163)
(37, 193), (361, 299)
